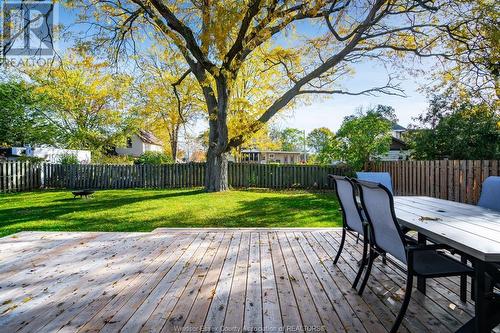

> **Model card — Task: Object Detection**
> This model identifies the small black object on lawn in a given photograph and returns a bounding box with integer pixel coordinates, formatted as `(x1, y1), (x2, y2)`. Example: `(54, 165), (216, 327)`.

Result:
(72, 189), (95, 199)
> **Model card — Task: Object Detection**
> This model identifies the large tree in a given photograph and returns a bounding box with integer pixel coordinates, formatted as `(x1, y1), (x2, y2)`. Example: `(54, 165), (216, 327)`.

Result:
(69, 0), (484, 191)
(307, 127), (336, 164)
(407, 94), (500, 160)
(274, 128), (304, 151)
(0, 81), (59, 147)
(335, 106), (394, 170)
(136, 49), (203, 161)
(25, 53), (135, 154)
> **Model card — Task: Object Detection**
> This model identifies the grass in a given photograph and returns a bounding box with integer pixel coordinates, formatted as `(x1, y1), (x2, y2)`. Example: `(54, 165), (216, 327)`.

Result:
(0, 188), (341, 237)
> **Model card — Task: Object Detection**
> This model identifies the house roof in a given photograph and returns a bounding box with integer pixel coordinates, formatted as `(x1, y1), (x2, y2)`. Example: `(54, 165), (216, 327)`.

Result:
(137, 130), (163, 146)
(391, 123), (407, 131)
(390, 136), (409, 150)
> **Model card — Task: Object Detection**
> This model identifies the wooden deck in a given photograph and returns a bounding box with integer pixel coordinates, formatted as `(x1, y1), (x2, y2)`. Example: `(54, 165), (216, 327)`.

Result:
(0, 229), (479, 333)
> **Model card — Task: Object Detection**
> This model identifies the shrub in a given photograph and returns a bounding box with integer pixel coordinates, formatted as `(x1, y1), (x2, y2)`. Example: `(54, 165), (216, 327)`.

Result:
(59, 153), (79, 165)
(93, 154), (135, 165)
(135, 151), (173, 165)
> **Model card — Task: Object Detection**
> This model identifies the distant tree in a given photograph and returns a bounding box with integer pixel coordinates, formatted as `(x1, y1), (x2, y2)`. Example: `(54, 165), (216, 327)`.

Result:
(274, 128), (304, 152)
(136, 49), (203, 161)
(407, 95), (500, 159)
(335, 106), (394, 170)
(0, 81), (59, 146)
(307, 128), (335, 153)
(307, 127), (337, 165)
(24, 52), (134, 155)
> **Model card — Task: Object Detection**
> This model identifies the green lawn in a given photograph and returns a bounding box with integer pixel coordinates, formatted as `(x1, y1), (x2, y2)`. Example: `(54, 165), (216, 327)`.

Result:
(0, 189), (341, 237)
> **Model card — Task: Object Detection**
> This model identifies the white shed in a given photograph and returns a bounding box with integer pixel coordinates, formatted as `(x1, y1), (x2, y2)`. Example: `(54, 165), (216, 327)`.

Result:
(115, 130), (164, 157)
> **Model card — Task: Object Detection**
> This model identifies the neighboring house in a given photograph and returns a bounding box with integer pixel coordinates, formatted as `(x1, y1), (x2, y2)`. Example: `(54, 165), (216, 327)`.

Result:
(391, 123), (407, 140)
(115, 130), (163, 157)
(0, 146), (91, 164)
(379, 123), (411, 161)
(240, 149), (308, 164)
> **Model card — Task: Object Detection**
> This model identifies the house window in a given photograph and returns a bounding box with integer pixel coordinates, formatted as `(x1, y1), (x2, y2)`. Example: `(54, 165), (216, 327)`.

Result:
(126, 137), (133, 148)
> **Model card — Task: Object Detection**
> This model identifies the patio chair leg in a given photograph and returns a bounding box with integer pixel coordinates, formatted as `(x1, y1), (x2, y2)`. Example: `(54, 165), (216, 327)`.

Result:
(382, 253), (387, 265)
(353, 235), (368, 289)
(357, 247), (375, 296)
(356, 233), (360, 244)
(391, 274), (414, 333)
(333, 228), (346, 265)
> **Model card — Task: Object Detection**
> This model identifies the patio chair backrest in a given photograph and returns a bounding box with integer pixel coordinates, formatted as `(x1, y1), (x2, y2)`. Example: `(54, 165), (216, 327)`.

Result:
(478, 176), (500, 212)
(356, 180), (407, 264)
(330, 175), (364, 234)
(356, 172), (393, 194)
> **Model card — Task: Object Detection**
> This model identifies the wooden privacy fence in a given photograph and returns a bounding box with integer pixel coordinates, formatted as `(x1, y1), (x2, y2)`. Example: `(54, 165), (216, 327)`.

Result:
(366, 160), (500, 204)
(42, 163), (351, 190)
(43, 163), (206, 190)
(0, 162), (42, 192)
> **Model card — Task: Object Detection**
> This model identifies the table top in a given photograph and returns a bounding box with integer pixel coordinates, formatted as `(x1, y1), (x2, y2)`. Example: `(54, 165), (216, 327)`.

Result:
(394, 196), (500, 262)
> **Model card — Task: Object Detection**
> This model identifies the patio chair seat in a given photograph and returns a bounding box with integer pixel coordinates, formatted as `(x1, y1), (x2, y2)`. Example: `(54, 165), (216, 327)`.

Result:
(412, 250), (474, 277)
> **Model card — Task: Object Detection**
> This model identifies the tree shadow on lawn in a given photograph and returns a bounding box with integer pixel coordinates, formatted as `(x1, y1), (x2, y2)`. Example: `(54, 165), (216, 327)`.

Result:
(0, 189), (341, 236)
(0, 189), (205, 231)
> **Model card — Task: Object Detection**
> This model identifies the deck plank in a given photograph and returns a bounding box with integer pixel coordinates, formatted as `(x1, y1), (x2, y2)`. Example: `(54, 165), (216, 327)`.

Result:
(303, 231), (387, 333)
(284, 232), (345, 332)
(275, 232), (323, 330)
(75, 233), (197, 333)
(204, 232), (241, 332)
(182, 233), (233, 330)
(223, 232), (250, 331)
(243, 232), (263, 332)
(260, 232), (283, 331)
(138, 232), (219, 332)
(0, 233), (123, 324)
(0, 229), (490, 333)
(161, 233), (225, 333)
(61, 233), (192, 332)
(268, 232), (303, 331)
(114, 232), (206, 332)
(32, 233), (172, 333)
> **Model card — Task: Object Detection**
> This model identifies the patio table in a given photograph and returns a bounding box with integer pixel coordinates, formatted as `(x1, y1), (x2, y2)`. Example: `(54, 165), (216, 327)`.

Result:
(394, 196), (500, 333)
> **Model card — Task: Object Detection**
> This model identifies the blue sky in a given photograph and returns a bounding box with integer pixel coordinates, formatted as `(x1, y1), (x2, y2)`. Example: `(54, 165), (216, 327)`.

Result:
(281, 63), (428, 132)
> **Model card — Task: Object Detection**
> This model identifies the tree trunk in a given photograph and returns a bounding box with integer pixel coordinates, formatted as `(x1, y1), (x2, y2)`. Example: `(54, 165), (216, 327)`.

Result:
(169, 125), (179, 162)
(205, 148), (229, 192)
(204, 75), (230, 192)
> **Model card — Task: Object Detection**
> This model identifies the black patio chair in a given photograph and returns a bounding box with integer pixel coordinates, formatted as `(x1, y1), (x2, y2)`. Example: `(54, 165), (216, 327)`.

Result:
(329, 175), (369, 289)
(354, 179), (474, 333)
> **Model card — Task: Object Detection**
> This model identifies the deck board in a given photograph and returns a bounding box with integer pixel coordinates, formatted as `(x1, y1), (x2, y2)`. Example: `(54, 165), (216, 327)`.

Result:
(0, 229), (488, 333)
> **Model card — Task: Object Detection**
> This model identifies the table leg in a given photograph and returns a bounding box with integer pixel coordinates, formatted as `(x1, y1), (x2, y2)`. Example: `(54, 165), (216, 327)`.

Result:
(460, 255), (468, 302)
(474, 260), (488, 333)
(417, 233), (427, 295)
